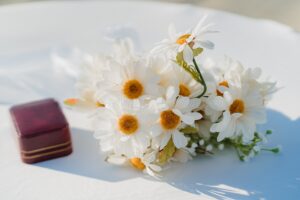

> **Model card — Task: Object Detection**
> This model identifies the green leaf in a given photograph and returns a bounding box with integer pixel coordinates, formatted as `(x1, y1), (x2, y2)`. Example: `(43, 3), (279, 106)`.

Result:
(193, 48), (203, 57)
(175, 52), (201, 82)
(158, 140), (176, 165)
(180, 125), (198, 134)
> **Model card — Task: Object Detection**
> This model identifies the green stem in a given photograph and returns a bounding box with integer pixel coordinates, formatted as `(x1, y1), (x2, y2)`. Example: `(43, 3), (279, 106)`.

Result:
(193, 58), (207, 98)
(234, 146), (244, 161)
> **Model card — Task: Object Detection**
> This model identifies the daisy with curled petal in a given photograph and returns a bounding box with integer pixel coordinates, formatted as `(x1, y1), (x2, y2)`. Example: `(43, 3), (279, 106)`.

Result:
(64, 53), (109, 110)
(240, 66), (277, 104)
(151, 16), (215, 62)
(210, 84), (266, 143)
(150, 86), (202, 150)
(96, 41), (162, 103)
(93, 99), (158, 157)
(76, 55), (108, 104)
(130, 150), (162, 177)
(106, 150), (162, 178)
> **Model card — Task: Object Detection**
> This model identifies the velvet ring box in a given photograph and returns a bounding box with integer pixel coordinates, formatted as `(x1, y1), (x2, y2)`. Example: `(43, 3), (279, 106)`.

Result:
(10, 98), (72, 164)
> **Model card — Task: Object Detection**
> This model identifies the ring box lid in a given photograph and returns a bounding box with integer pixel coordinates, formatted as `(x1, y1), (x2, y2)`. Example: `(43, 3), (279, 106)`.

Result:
(10, 98), (68, 138)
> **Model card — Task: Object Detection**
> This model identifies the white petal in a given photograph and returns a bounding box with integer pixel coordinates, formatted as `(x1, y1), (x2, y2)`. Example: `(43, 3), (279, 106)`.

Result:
(172, 130), (188, 148)
(149, 164), (162, 172)
(183, 46), (194, 64)
(223, 91), (233, 104)
(185, 98), (201, 112)
(172, 108), (183, 118)
(160, 133), (172, 150)
(145, 167), (156, 177)
(135, 133), (150, 152)
(198, 40), (214, 49)
(166, 86), (179, 107)
(217, 117), (237, 142)
(149, 124), (162, 137)
(207, 96), (227, 111)
(192, 15), (208, 35)
(175, 96), (189, 110)
(106, 155), (127, 165)
(181, 114), (195, 125)
(210, 111), (231, 133)
(190, 112), (202, 120)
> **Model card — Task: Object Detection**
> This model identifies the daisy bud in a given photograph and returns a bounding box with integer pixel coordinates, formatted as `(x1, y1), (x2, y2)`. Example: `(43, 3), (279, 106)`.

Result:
(253, 146), (260, 152)
(206, 144), (213, 151)
(218, 144), (224, 150)
(199, 139), (205, 146)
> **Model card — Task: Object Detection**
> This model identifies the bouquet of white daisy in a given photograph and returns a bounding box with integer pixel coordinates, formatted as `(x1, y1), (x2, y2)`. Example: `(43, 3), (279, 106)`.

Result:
(64, 17), (279, 177)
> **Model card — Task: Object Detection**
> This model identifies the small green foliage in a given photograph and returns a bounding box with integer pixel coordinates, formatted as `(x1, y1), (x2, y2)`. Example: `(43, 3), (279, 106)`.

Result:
(270, 147), (280, 153)
(262, 146), (280, 154)
(228, 131), (279, 161)
(158, 140), (176, 165)
(180, 125), (198, 134)
(193, 48), (203, 57)
(266, 130), (273, 135)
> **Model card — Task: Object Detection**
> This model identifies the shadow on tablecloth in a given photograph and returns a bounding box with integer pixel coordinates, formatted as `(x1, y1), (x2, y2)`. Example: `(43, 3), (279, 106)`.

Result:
(34, 127), (140, 182)
(35, 109), (300, 199)
(162, 109), (300, 199)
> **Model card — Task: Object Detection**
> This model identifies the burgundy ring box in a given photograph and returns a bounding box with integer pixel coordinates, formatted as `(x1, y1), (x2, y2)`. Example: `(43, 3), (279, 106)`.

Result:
(10, 98), (72, 164)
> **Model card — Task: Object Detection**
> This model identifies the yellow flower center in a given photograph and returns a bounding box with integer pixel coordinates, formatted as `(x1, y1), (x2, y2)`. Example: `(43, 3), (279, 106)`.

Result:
(229, 99), (245, 114)
(176, 34), (191, 45)
(123, 79), (144, 99)
(179, 84), (191, 97)
(160, 110), (181, 130)
(216, 80), (229, 96)
(118, 114), (139, 135)
(130, 157), (145, 170)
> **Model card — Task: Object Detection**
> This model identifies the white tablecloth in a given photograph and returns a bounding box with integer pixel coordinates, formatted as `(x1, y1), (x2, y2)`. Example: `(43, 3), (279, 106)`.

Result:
(0, 1), (299, 200)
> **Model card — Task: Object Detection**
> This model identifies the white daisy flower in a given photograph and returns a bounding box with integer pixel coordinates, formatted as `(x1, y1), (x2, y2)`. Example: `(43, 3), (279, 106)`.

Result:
(93, 99), (157, 157)
(161, 63), (204, 98)
(151, 16), (215, 62)
(150, 86), (202, 149)
(96, 41), (162, 103)
(203, 57), (249, 122)
(210, 85), (266, 143)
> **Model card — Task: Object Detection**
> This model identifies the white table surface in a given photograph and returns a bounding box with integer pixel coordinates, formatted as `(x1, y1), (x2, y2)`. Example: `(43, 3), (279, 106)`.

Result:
(0, 1), (300, 200)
